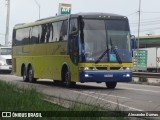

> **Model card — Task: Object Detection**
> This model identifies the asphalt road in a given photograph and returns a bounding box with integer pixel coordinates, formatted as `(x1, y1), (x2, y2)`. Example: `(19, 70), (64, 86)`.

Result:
(0, 74), (160, 112)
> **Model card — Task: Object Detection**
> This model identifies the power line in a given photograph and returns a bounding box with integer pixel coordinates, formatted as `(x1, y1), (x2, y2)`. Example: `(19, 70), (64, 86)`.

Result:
(130, 19), (160, 25)
(126, 11), (138, 16)
(141, 11), (160, 14)
(129, 17), (160, 22)
(131, 23), (160, 28)
(131, 26), (160, 32)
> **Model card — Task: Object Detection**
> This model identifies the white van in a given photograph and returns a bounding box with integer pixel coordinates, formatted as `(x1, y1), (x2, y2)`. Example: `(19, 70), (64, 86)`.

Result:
(0, 47), (12, 72)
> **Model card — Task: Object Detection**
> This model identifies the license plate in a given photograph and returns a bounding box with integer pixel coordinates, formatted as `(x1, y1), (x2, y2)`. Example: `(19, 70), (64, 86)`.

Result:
(104, 74), (113, 77)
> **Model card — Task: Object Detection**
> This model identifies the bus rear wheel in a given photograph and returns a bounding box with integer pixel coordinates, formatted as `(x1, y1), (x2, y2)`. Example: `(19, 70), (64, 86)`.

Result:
(22, 67), (28, 82)
(105, 82), (117, 89)
(28, 66), (36, 83)
(64, 69), (75, 88)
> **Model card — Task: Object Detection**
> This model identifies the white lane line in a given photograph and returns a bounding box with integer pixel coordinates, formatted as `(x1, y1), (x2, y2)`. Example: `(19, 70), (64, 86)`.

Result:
(118, 87), (160, 93)
(83, 91), (131, 100)
(72, 90), (143, 111)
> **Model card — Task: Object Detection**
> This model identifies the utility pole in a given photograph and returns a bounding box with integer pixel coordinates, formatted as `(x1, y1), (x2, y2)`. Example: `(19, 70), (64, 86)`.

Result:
(136, 0), (141, 72)
(137, 0), (141, 49)
(5, 0), (10, 46)
(34, 0), (40, 19)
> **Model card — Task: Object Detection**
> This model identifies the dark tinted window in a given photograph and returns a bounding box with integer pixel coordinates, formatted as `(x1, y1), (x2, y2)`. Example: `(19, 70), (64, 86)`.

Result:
(70, 19), (78, 33)
(40, 24), (47, 43)
(83, 20), (105, 30)
(31, 26), (39, 44)
(14, 20), (69, 45)
(60, 20), (68, 41)
(48, 23), (53, 42)
(15, 27), (30, 45)
(106, 20), (129, 31)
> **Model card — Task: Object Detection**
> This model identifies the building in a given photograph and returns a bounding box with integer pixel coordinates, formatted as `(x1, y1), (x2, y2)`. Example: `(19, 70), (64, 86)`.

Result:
(137, 35), (160, 48)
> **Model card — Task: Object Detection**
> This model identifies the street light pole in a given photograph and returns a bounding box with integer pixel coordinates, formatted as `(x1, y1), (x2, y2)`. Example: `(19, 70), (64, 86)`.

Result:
(5, 0), (10, 46)
(137, 0), (141, 49)
(34, 0), (40, 19)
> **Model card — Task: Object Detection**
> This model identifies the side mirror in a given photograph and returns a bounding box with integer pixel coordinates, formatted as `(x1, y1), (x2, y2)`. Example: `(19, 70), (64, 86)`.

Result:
(130, 35), (137, 50)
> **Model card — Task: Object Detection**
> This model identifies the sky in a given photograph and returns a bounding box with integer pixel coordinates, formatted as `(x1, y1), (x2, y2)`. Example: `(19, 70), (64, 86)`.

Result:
(0, 0), (160, 45)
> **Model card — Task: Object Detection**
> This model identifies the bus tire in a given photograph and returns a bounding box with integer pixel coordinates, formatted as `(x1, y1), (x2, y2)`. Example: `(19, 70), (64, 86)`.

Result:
(105, 82), (117, 89)
(64, 69), (75, 88)
(22, 66), (28, 82)
(28, 66), (36, 83)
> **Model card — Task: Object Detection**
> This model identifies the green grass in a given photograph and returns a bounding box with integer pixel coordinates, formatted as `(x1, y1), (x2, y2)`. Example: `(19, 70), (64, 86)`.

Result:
(0, 81), (64, 111)
(0, 80), (131, 120)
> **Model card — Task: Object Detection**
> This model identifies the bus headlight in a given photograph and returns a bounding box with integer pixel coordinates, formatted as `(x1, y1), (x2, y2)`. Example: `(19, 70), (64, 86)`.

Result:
(0, 61), (6, 66)
(80, 67), (97, 71)
(123, 67), (131, 70)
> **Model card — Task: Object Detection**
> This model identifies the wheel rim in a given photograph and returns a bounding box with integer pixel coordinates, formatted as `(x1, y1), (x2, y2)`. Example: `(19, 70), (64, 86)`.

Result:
(23, 68), (26, 81)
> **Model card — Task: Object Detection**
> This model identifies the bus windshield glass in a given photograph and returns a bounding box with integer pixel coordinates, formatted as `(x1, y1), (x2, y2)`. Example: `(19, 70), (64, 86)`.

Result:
(0, 48), (12, 55)
(82, 19), (131, 63)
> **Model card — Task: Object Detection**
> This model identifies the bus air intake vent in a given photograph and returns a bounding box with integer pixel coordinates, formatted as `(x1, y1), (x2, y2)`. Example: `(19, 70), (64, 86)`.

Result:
(96, 67), (107, 70)
(110, 67), (121, 70)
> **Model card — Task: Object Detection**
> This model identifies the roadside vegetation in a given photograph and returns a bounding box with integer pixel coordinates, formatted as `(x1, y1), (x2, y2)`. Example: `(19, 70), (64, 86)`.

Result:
(0, 80), (132, 120)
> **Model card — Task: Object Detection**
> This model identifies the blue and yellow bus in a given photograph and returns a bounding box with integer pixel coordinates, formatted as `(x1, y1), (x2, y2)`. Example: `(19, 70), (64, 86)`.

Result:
(12, 12), (132, 89)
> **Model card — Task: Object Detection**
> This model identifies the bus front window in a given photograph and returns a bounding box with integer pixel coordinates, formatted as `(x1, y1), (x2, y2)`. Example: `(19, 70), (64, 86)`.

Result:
(81, 19), (132, 63)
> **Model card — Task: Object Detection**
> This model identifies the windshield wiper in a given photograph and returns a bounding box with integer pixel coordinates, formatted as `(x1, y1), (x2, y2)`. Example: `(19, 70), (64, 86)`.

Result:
(95, 48), (109, 64)
(95, 20), (109, 64)
(110, 38), (122, 64)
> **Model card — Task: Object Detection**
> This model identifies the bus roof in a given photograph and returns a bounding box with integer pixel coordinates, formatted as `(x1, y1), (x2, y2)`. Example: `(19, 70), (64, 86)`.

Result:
(14, 12), (128, 29)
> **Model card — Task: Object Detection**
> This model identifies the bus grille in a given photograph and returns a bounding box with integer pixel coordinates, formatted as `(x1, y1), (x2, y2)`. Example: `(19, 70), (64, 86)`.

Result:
(110, 67), (121, 70)
(96, 67), (107, 70)
(96, 67), (121, 70)
(6, 59), (12, 65)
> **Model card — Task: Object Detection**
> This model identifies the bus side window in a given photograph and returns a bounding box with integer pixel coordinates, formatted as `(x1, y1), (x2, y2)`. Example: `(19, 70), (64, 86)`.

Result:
(16, 29), (23, 45)
(48, 23), (53, 43)
(57, 21), (63, 41)
(40, 24), (47, 43)
(70, 19), (78, 33)
(31, 26), (39, 44)
(45, 23), (53, 43)
(52, 21), (63, 42)
(52, 22), (56, 42)
(59, 20), (68, 41)
(22, 28), (30, 45)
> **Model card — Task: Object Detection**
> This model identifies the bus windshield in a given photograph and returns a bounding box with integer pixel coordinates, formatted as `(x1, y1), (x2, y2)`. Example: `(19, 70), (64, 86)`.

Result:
(0, 48), (12, 55)
(82, 19), (131, 62)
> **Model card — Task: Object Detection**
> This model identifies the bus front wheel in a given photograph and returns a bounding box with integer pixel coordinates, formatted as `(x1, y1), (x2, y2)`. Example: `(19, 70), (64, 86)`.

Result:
(64, 69), (75, 87)
(105, 82), (117, 89)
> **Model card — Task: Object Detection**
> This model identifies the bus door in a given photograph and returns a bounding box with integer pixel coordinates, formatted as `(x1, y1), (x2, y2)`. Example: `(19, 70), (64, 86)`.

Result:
(68, 18), (79, 64)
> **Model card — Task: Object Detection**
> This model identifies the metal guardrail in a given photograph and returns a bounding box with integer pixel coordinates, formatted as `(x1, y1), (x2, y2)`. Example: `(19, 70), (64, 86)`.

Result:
(133, 72), (160, 78)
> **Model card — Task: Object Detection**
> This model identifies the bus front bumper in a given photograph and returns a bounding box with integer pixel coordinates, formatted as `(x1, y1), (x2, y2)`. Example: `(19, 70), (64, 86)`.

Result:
(79, 70), (132, 83)
(0, 65), (12, 71)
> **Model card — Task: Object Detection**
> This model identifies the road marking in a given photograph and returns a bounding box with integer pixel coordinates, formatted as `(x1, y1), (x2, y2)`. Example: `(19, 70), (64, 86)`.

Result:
(72, 90), (143, 111)
(83, 91), (131, 100)
(118, 87), (160, 93)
